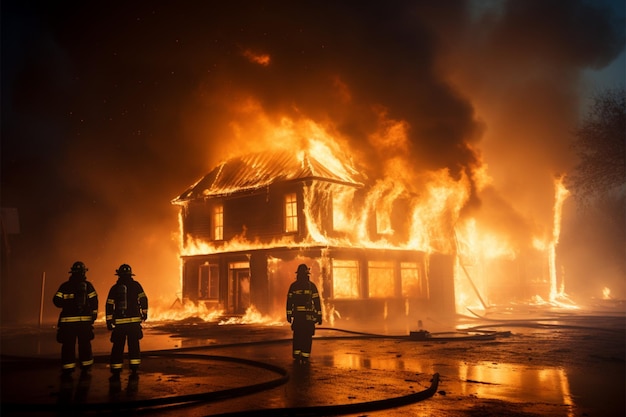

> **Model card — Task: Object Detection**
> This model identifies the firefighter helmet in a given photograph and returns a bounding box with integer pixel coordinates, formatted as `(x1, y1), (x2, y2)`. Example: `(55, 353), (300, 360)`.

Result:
(296, 264), (310, 275)
(69, 261), (88, 274)
(115, 264), (135, 276)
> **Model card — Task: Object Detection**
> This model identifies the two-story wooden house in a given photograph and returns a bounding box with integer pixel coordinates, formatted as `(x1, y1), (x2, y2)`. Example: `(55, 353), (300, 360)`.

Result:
(172, 149), (455, 326)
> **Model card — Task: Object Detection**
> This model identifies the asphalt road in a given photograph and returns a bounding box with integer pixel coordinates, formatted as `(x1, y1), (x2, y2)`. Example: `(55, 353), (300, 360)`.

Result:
(1, 308), (624, 417)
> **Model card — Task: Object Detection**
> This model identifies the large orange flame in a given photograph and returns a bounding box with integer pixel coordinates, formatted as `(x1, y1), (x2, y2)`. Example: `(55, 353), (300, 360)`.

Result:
(174, 106), (576, 321)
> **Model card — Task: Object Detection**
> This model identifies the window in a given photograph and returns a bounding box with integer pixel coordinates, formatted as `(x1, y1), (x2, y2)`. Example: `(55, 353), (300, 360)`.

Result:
(284, 193), (298, 233)
(401, 262), (422, 298)
(199, 263), (219, 299)
(213, 204), (223, 240)
(332, 259), (359, 299)
(368, 261), (395, 298)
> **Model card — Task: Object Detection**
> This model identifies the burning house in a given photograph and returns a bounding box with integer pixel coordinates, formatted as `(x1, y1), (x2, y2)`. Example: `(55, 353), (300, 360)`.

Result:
(172, 144), (456, 326)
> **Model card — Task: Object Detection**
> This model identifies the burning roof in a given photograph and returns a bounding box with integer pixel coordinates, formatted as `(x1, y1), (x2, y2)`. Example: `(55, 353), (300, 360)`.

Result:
(173, 149), (365, 202)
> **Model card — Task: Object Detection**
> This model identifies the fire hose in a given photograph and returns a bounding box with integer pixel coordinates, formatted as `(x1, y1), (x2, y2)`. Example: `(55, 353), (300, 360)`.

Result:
(1, 329), (446, 416)
(206, 373), (439, 417)
(1, 353), (289, 414)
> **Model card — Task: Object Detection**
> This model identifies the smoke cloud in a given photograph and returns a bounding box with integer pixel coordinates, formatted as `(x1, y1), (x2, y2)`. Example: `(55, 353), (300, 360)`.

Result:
(2, 0), (624, 322)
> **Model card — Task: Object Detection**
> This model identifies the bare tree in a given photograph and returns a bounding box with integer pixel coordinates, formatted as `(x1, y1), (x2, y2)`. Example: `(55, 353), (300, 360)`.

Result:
(568, 87), (626, 204)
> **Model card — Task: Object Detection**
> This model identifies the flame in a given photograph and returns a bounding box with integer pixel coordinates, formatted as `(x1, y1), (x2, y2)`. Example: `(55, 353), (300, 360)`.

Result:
(602, 287), (612, 300)
(182, 228), (302, 256)
(548, 176), (570, 303)
(456, 218), (516, 262)
(173, 107), (580, 320)
(180, 118), (471, 256)
(409, 169), (470, 253)
(149, 298), (224, 322)
(146, 299), (283, 324)
(218, 305), (284, 326)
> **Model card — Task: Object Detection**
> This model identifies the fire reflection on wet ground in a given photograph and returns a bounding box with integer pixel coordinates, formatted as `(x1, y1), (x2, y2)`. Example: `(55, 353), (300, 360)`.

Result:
(325, 350), (573, 407)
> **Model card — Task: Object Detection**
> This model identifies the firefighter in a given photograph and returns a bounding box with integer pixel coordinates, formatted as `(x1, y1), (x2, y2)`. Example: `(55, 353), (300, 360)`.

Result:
(53, 261), (98, 377)
(286, 263), (322, 364)
(106, 264), (148, 378)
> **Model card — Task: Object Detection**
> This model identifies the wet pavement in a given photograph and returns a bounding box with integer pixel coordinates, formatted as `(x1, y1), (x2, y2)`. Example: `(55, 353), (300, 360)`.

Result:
(1, 309), (625, 416)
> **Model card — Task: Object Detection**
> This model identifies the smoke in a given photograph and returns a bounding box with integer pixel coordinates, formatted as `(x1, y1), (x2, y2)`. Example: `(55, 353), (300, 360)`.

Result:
(433, 1), (625, 300)
(2, 1), (624, 323)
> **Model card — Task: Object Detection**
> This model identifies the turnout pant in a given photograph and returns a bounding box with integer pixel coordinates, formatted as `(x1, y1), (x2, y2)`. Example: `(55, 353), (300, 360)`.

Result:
(110, 323), (143, 372)
(57, 323), (94, 372)
(292, 320), (315, 360)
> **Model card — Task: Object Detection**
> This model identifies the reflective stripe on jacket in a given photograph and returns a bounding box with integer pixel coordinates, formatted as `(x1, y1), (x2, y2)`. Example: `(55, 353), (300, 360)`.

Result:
(53, 278), (99, 324)
(286, 279), (322, 323)
(59, 315), (94, 323)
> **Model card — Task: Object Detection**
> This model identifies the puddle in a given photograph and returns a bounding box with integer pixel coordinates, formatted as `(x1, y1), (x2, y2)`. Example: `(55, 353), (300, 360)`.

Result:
(325, 351), (574, 407)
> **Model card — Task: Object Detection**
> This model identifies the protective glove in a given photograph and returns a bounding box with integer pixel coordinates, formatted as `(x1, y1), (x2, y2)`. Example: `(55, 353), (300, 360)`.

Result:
(106, 320), (114, 331)
(317, 316), (322, 325)
(141, 309), (148, 321)
(91, 312), (98, 323)
(286, 315), (292, 324)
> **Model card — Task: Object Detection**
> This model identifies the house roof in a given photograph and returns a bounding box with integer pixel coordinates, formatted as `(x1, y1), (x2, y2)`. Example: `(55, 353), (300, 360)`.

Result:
(173, 150), (365, 202)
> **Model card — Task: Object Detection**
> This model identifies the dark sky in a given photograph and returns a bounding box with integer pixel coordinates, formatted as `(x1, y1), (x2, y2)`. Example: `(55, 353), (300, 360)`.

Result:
(2, 1), (624, 322)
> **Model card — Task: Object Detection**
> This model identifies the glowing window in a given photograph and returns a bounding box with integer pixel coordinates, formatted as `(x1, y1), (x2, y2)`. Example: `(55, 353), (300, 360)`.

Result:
(213, 205), (223, 241)
(332, 259), (359, 299)
(401, 262), (422, 298)
(199, 263), (219, 299)
(368, 261), (395, 298)
(284, 193), (298, 233)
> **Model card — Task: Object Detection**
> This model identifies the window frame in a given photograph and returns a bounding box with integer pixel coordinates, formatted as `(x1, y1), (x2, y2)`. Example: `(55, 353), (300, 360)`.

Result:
(284, 192), (298, 233)
(331, 259), (360, 299)
(198, 263), (219, 300)
(213, 204), (224, 241)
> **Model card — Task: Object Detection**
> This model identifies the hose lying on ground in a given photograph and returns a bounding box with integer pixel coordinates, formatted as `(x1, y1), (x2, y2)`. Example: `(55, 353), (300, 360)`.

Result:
(205, 373), (440, 417)
(1, 353), (289, 414)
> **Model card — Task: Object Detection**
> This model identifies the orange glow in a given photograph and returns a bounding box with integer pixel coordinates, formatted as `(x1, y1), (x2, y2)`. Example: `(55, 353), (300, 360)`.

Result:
(149, 298), (224, 322)
(218, 305), (284, 326)
(458, 361), (574, 410)
(549, 176), (571, 304)
(329, 352), (574, 410)
(242, 49), (271, 66)
(174, 103), (580, 320)
(332, 259), (360, 299)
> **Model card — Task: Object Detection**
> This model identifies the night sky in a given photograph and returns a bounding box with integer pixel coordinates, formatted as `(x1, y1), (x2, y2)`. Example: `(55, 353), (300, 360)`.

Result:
(2, 1), (624, 323)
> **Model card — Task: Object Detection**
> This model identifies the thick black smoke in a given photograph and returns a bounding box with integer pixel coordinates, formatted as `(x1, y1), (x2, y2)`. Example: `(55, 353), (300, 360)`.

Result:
(2, 1), (623, 322)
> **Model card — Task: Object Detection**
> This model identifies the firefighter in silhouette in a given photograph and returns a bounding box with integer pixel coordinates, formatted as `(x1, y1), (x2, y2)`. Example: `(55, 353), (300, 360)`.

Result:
(286, 263), (322, 363)
(106, 264), (148, 378)
(53, 261), (98, 377)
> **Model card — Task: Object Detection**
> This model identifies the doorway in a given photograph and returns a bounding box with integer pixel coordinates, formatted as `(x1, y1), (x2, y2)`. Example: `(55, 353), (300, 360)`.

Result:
(228, 262), (250, 315)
